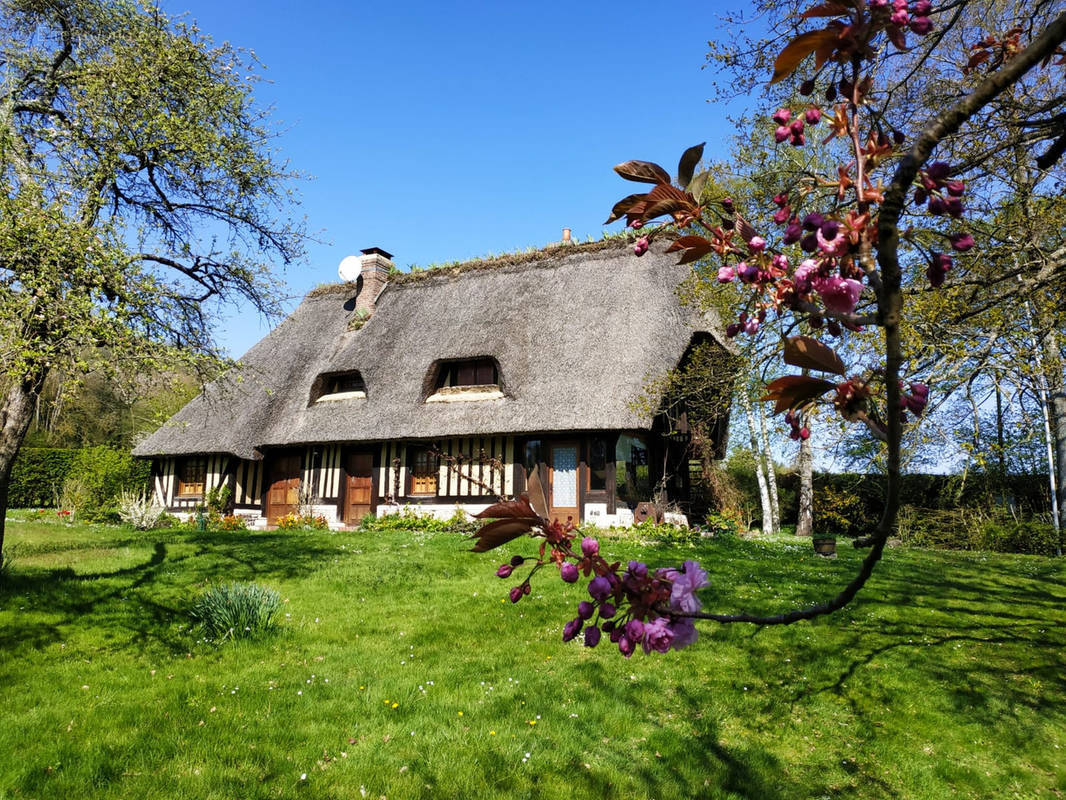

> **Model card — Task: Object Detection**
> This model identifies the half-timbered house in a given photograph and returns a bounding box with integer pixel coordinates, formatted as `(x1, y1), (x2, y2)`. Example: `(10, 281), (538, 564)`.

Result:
(132, 240), (736, 528)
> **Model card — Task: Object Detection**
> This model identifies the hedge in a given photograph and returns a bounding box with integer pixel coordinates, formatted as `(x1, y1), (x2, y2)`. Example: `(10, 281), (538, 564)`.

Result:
(8, 446), (150, 509)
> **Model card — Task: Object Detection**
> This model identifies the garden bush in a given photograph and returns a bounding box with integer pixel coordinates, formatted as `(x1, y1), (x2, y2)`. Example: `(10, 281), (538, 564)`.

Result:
(896, 506), (1058, 556)
(190, 582), (281, 642)
(7, 448), (76, 508)
(358, 507), (476, 534)
(117, 490), (167, 530)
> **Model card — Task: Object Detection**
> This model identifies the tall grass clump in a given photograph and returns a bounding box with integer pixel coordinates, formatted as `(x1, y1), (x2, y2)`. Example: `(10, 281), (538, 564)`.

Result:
(190, 582), (281, 642)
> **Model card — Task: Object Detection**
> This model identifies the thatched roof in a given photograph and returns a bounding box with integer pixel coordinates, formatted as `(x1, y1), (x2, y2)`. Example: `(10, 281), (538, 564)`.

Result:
(134, 241), (730, 460)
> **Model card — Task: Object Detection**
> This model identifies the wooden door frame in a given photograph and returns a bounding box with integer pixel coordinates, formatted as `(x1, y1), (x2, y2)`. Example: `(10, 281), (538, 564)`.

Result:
(341, 447), (378, 525)
(547, 439), (582, 524)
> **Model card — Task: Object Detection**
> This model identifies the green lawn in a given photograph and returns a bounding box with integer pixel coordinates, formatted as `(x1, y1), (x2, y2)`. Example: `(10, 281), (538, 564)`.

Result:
(1, 512), (1064, 799)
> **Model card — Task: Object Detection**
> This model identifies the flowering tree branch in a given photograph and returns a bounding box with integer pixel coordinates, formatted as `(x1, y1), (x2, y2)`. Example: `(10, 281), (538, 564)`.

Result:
(471, 2), (1066, 652)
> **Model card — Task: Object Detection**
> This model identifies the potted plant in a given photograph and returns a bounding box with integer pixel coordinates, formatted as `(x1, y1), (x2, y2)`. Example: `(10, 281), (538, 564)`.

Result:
(811, 535), (837, 557)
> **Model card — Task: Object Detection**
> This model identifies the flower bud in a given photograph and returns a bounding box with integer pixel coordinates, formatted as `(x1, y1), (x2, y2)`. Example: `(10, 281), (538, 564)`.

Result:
(800, 233), (818, 253)
(717, 265), (736, 283)
(581, 537), (599, 557)
(773, 206), (791, 224)
(496, 564), (513, 578)
(510, 555), (525, 567)
(633, 237), (650, 256)
(909, 15), (932, 34)
(789, 119), (805, 135)
(803, 212), (825, 231)
(805, 107), (822, 125)
(725, 322), (741, 338)
(893, 130), (906, 145)
(775, 126), (790, 143)
(577, 601), (594, 620)
(627, 560), (648, 578)
(772, 108), (792, 125)
(799, 427), (810, 440)
(560, 562), (579, 583)
(562, 617), (582, 642)
(748, 236), (766, 253)
(827, 320), (842, 337)
(783, 222), (803, 244)
(721, 197), (734, 213)
(618, 635), (635, 658)
(799, 78), (815, 96)
(625, 619), (646, 642)
(509, 585), (524, 603)
(945, 180), (965, 197)
(949, 232), (975, 251)
(927, 161), (951, 180)
(584, 625), (601, 648)
(588, 576), (612, 602)
(600, 602), (617, 619)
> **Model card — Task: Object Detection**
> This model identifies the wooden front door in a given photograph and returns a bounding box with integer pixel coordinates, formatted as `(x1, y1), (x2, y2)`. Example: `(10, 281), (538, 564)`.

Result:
(266, 452), (302, 525)
(548, 442), (580, 525)
(344, 452), (374, 525)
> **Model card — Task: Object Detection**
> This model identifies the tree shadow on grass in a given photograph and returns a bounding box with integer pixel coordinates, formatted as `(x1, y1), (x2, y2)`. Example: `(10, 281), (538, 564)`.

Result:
(0, 530), (342, 658)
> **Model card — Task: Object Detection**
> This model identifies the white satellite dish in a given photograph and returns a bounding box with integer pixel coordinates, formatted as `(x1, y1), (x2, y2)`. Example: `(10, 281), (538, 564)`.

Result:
(338, 255), (362, 282)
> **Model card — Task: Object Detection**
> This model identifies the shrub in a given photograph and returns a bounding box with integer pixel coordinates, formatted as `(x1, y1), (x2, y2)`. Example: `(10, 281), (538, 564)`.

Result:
(7, 448), (76, 507)
(276, 512), (328, 531)
(702, 511), (740, 537)
(117, 489), (167, 530)
(812, 485), (865, 537)
(896, 506), (1059, 556)
(359, 507), (475, 534)
(190, 582), (281, 642)
(57, 447), (150, 519)
(218, 515), (248, 531)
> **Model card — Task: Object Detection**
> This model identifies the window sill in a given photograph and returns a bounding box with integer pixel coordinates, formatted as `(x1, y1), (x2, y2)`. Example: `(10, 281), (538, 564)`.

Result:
(315, 390), (367, 403)
(426, 386), (504, 403)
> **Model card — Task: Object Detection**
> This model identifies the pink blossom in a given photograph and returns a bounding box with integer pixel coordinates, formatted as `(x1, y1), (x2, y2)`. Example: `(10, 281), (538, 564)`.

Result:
(717, 265), (736, 283)
(772, 108), (791, 125)
(669, 618), (699, 650)
(581, 536), (599, 557)
(642, 617), (675, 654)
(812, 275), (864, 314)
(805, 107), (822, 125)
(743, 316), (760, 335)
(665, 561), (709, 614)
(793, 259), (819, 292)
(775, 126), (790, 143)
(949, 232), (975, 251)
(772, 254), (789, 271)
(748, 236), (766, 252)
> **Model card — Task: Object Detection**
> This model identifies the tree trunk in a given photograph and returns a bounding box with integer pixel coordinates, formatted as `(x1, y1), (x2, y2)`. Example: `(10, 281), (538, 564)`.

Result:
(740, 388), (772, 534)
(0, 378), (44, 559)
(757, 399), (781, 534)
(1048, 363), (1066, 556)
(795, 421), (814, 537)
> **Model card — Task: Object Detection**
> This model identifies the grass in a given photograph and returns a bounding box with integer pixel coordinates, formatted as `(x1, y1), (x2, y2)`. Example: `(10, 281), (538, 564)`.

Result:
(1, 511), (1064, 799)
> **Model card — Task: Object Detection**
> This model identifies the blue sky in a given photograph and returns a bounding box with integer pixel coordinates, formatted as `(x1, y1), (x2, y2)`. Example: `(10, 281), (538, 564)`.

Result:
(161, 1), (757, 356)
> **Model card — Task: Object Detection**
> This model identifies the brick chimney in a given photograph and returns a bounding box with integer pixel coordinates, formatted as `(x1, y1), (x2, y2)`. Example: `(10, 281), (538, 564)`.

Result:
(355, 246), (393, 315)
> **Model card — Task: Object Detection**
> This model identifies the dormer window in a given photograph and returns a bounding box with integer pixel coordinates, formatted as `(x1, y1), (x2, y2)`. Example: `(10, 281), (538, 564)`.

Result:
(426, 358), (504, 403)
(436, 358), (498, 389)
(310, 371), (367, 404)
